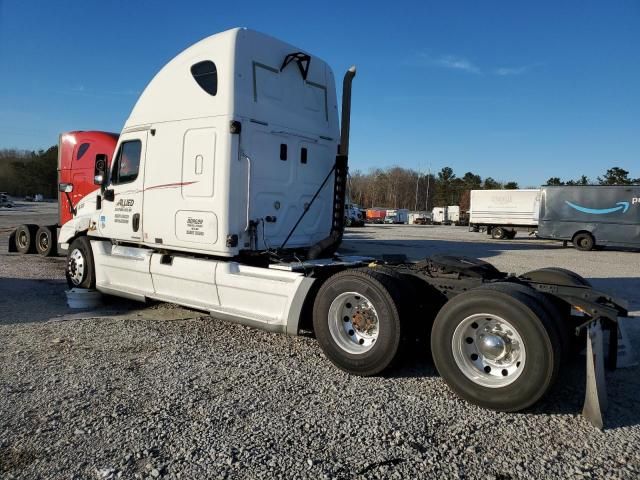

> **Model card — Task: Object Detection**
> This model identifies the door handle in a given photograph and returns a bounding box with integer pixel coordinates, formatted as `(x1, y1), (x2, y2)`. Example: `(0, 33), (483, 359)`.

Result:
(132, 213), (140, 232)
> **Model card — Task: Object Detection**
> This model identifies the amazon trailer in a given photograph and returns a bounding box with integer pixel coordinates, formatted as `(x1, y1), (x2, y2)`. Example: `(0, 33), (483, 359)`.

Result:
(56, 28), (634, 428)
(537, 185), (640, 251)
(469, 189), (540, 239)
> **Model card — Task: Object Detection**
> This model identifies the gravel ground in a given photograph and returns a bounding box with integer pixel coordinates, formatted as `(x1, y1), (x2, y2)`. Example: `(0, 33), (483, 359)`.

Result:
(1, 206), (639, 479)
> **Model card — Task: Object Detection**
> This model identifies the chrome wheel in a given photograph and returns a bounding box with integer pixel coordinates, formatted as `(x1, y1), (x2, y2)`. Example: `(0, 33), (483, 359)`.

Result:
(328, 292), (379, 354)
(67, 248), (85, 286)
(452, 313), (526, 388)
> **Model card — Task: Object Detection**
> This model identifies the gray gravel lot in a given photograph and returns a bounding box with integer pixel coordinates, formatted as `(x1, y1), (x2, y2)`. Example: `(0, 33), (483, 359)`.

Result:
(1, 205), (639, 479)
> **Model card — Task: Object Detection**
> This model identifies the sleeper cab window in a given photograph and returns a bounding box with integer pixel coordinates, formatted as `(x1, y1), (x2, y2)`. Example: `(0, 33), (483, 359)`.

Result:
(112, 140), (142, 185)
(76, 143), (90, 161)
(191, 60), (218, 96)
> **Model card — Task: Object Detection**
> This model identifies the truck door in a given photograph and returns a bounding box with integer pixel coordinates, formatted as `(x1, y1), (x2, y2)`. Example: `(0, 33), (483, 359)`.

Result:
(98, 132), (147, 242)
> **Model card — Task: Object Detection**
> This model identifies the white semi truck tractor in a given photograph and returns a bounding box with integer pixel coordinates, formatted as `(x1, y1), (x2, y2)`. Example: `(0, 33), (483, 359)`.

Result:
(59, 28), (631, 428)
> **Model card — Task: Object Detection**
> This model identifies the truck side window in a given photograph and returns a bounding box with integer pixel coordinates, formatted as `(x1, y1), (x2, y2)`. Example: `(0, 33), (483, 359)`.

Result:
(191, 60), (217, 96)
(76, 143), (90, 161)
(112, 140), (142, 185)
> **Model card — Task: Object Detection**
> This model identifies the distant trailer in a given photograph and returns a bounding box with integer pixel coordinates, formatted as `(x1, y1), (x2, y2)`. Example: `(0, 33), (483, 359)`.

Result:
(365, 208), (386, 224)
(409, 211), (431, 225)
(432, 207), (447, 225)
(469, 189), (540, 239)
(537, 185), (640, 251)
(447, 206), (459, 224)
(384, 208), (409, 224)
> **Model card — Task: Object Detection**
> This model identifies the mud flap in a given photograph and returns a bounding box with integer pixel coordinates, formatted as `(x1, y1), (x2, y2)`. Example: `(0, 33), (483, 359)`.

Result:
(8, 229), (17, 252)
(582, 321), (607, 429)
(614, 318), (638, 368)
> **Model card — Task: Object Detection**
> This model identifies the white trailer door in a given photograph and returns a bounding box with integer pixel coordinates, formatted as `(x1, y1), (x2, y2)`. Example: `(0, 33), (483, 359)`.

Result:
(98, 131), (147, 242)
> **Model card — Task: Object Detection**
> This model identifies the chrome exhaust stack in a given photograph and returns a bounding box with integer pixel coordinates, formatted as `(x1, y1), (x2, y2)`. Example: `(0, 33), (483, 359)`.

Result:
(307, 66), (356, 259)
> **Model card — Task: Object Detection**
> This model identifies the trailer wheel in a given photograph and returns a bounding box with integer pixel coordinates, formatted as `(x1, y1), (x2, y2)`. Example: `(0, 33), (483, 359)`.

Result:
(573, 232), (595, 251)
(35, 225), (57, 257)
(65, 236), (96, 289)
(431, 288), (561, 411)
(491, 227), (506, 239)
(14, 224), (38, 254)
(313, 269), (403, 376)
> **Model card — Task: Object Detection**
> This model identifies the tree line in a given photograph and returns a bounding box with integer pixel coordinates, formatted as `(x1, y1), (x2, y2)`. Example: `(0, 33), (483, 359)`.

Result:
(349, 166), (521, 211)
(350, 165), (639, 211)
(0, 147), (59, 198)
(546, 167), (639, 186)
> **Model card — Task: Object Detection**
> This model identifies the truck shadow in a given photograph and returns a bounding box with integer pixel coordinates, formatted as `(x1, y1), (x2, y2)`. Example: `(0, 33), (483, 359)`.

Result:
(343, 231), (640, 257)
(389, 343), (640, 429)
(0, 278), (146, 325)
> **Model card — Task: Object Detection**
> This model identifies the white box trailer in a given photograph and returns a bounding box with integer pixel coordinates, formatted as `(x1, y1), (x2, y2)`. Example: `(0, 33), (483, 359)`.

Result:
(447, 205), (460, 224)
(469, 189), (540, 239)
(432, 207), (447, 224)
(56, 28), (631, 428)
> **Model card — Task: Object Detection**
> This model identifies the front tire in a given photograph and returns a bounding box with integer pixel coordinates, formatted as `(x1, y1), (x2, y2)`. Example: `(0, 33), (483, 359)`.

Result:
(65, 236), (96, 289)
(431, 288), (561, 411)
(313, 269), (403, 376)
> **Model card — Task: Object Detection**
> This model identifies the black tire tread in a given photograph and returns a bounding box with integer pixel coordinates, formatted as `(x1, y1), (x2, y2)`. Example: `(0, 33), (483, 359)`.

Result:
(431, 287), (562, 412)
(313, 268), (404, 376)
(65, 236), (96, 289)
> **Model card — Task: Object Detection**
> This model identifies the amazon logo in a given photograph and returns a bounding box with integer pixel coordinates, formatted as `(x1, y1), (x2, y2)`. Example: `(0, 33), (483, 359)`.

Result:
(565, 200), (632, 215)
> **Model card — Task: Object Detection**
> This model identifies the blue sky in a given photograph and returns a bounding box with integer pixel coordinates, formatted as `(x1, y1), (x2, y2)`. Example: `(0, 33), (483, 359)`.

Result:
(0, 1), (638, 186)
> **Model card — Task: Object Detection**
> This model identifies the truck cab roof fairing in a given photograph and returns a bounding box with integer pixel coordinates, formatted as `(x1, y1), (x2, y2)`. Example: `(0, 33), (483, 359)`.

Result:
(124, 28), (239, 128)
(124, 28), (339, 139)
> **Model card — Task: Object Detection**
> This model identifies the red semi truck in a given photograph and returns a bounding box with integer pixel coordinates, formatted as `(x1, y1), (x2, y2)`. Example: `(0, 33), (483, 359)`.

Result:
(9, 131), (118, 256)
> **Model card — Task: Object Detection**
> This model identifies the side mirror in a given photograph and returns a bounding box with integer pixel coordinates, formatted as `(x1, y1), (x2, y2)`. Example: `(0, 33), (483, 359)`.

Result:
(59, 183), (73, 193)
(94, 154), (108, 188)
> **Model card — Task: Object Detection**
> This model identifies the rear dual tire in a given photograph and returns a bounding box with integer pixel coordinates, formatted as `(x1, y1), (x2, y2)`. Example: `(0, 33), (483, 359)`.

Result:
(431, 286), (562, 411)
(313, 269), (403, 376)
(14, 224), (38, 254)
(491, 227), (516, 239)
(14, 224), (57, 256)
(573, 232), (595, 251)
(35, 226), (57, 256)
